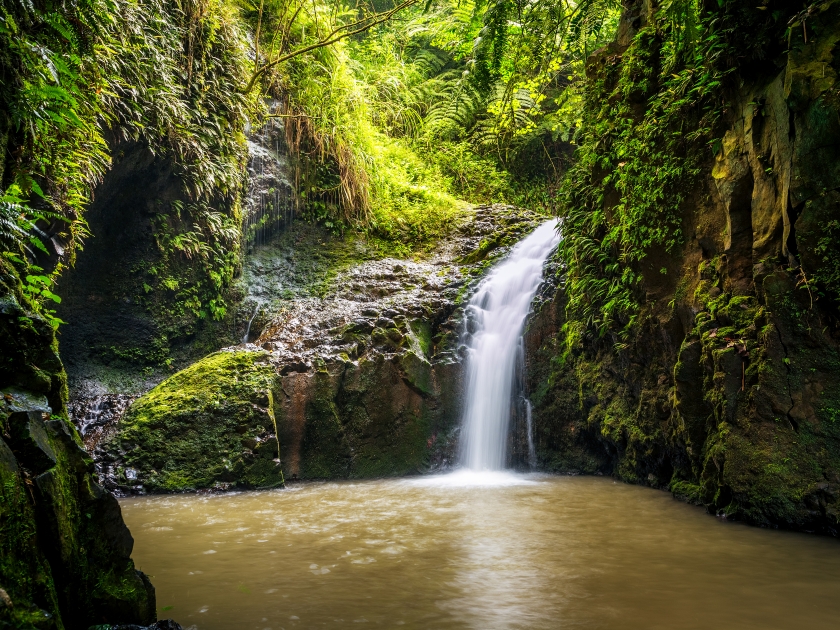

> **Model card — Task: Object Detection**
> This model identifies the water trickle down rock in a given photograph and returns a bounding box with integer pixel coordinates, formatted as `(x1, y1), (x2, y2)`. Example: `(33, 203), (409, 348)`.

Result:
(243, 104), (295, 250)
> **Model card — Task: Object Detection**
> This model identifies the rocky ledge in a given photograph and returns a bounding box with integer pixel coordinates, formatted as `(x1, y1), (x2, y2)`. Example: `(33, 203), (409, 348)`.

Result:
(92, 205), (546, 493)
(0, 389), (156, 629)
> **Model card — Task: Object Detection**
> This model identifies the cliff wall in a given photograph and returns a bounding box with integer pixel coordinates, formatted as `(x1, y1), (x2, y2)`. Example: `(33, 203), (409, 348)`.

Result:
(1, 262), (156, 629)
(524, 0), (840, 534)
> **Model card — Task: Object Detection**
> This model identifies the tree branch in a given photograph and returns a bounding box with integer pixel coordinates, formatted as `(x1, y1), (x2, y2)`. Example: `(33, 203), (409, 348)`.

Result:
(244, 0), (419, 94)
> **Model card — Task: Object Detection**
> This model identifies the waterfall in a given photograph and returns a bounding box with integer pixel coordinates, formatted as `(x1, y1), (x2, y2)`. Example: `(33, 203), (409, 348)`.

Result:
(243, 101), (295, 249)
(243, 302), (260, 344)
(524, 398), (537, 471)
(459, 220), (559, 471)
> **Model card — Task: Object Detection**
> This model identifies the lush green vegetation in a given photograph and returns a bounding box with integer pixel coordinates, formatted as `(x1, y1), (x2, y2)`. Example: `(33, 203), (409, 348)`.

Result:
(1, 0), (255, 329)
(243, 0), (621, 244)
(559, 1), (728, 350)
(4, 0), (828, 353)
(556, 0), (806, 350)
(0, 0), (621, 334)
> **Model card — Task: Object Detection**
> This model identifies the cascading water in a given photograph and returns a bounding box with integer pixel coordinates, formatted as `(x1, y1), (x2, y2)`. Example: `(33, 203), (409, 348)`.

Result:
(242, 302), (260, 344)
(459, 220), (560, 471)
(524, 397), (537, 470)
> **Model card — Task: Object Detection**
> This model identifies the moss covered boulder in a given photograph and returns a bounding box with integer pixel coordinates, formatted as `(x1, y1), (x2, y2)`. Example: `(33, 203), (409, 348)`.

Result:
(101, 323), (463, 490)
(99, 351), (284, 493)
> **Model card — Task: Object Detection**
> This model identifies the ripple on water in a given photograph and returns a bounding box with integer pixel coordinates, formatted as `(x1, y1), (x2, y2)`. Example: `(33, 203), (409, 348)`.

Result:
(121, 475), (840, 630)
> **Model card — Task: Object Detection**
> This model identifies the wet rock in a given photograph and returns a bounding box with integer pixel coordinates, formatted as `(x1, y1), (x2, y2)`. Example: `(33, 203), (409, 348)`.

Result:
(68, 394), (139, 452)
(7, 409), (57, 474)
(348, 319), (374, 334)
(98, 351), (284, 493)
(97, 205), (542, 487)
(386, 328), (405, 344)
(0, 387), (156, 627)
(376, 317), (396, 329)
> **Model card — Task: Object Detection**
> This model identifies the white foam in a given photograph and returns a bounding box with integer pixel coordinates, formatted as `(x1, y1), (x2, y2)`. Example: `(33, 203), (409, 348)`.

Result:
(407, 469), (540, 488)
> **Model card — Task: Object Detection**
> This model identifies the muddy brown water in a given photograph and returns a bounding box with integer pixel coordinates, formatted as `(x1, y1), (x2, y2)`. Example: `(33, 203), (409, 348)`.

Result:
(121, 473), (840, 630)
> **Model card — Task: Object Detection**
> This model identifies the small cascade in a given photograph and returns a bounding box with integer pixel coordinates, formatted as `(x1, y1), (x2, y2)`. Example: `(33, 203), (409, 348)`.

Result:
(459, 220), (559, 471)
(242, 302), (260, 344)
(524, 398), (537, 471)
(68, 394), (137, 451)
(243, 101), (296, 248)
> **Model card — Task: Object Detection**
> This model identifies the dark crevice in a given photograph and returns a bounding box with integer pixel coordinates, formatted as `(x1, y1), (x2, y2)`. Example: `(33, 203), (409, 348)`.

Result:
(787, 198), (803, 259)
(773, 322), (799, 433)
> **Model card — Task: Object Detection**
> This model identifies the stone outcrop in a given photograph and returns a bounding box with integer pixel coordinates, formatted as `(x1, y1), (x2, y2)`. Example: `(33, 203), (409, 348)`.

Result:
(1, 261), (157, 629)
(98, 205), (543, 492)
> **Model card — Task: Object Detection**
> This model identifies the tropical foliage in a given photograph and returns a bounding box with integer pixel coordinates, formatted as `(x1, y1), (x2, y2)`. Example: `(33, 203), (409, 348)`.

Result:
(1, 0), (255, 326)
(0, 0), (622, 329)
(556, 0), (802, 351)
(242, 0), (621, 242)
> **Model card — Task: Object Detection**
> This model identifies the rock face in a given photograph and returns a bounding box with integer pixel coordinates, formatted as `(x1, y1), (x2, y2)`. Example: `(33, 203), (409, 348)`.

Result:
(522, 1), (840, 534)
(1, 264), (156, 629)
(100, 205), (544, 491)
(53, 138), (247, 401)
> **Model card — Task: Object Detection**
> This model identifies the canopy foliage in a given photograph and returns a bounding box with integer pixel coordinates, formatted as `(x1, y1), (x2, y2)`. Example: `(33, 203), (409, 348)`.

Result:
(0, 0), (621, 324)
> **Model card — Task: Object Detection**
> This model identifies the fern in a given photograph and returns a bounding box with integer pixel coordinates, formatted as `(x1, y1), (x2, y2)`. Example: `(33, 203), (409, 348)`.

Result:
(0, 201), (28, 251)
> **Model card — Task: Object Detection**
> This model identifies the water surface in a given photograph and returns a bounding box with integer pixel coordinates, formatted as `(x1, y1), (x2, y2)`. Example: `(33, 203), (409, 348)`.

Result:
(122, 474), (840, 630)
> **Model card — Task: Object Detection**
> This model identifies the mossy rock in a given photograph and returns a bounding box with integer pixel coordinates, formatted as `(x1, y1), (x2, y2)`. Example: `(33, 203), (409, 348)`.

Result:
(277, 356), (437, 480)
(106, 350), (285, 492)
(1, 391), (155, 629)
(2, 255), (156, 628)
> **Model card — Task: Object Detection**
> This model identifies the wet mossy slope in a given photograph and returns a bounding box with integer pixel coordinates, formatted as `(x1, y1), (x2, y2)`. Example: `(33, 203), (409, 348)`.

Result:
(523, 0), (840, 535)
(98, 206), (540, 492)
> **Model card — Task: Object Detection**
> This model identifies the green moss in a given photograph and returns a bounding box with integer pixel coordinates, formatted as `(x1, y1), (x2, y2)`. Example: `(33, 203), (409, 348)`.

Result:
(0, 448), (63, 629)
(241, 221), (376, 306)
(407, 320), (433, 358)
(108, 351), (284, 492)
(670, 479), (704, 504)
(399, 352), (433, 396)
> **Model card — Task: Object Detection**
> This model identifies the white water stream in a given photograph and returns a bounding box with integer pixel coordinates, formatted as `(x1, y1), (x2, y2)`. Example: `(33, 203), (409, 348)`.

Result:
(459, 220), (560, 471)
